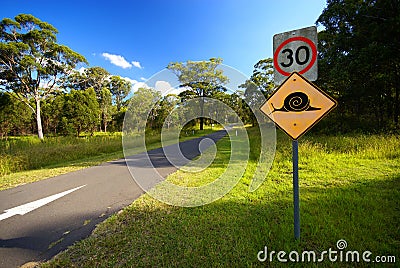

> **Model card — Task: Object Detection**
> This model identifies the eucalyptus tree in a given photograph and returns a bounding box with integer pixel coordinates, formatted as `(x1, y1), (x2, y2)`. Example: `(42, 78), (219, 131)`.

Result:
(127, 87), (161, 132)
(239, 58), (275, 126)
(108, 75), (132, 111)
(0, 14), (87, 139)
(167, 58), (229, 130)
(67, 66), (109, 95)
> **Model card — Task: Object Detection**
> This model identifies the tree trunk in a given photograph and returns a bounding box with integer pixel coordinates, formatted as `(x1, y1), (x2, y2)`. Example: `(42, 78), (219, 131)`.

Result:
(116, 96), (121, 112)
(394, 80), (399, 127)
(35, 99), (44, 139)
(200, 96), (204, 130)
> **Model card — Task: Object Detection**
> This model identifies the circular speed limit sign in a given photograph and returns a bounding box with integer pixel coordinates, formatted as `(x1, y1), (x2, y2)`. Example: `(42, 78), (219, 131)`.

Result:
(273, 26), (318, 84)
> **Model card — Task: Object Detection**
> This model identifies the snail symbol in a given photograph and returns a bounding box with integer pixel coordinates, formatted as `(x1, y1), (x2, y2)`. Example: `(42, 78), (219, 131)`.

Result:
(270, 91), (321, 113)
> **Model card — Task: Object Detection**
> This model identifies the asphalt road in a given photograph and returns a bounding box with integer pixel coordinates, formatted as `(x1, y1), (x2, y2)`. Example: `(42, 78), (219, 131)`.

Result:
(0, 130), (227, 268)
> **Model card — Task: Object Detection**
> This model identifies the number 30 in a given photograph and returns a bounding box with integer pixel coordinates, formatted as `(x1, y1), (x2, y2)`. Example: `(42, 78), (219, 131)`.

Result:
(280, 46), (310, 67)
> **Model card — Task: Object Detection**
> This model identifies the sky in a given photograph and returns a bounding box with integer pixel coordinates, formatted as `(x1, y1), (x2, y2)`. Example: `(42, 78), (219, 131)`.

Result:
(1, 0), (327, 91)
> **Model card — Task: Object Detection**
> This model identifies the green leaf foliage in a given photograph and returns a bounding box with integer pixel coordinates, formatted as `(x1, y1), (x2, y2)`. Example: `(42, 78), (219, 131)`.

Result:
(0, 92), (33, 138)
(108, 75), (131, 111)
(61, 88), (100, 136)
(167, 58), (229, 130)
(0, 14), (87, 139)
(316, 0), (400, 132)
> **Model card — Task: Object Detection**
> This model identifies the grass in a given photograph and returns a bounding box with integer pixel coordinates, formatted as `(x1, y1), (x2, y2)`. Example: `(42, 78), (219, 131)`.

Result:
(0, 133), (123, 175)
(41, 127), (400, 267)
(0, 127), (218, 191)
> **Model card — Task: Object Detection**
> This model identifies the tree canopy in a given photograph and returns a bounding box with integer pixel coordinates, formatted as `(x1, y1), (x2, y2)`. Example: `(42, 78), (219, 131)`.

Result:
(167, 58), (229, 130)
(316, 0), (400, 131)
(0, 14), (87, 139)
(239, 58), (275, 126)
(67, 66), (109, 94)
(61, 88), (100, 136)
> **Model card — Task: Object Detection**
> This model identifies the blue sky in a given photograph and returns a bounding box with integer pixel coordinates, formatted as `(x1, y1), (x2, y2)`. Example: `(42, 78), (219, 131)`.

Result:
(2, 0), (327, 87)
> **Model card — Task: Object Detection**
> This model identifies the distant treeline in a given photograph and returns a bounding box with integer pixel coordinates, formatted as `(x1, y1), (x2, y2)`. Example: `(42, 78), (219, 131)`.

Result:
(0, 84), (254, 139)
(1, 1), (399, 139)
(0, 67), (133, 138)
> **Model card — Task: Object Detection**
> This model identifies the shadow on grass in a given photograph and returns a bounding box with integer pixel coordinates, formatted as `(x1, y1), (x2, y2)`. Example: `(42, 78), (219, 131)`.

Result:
(48, 174), (399, 268)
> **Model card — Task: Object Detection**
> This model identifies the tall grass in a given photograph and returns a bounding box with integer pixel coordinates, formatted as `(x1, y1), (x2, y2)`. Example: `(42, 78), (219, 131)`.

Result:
(0, 128), (218, 178)
(277, 133), (400, 160)
(0, 134), (123, 176)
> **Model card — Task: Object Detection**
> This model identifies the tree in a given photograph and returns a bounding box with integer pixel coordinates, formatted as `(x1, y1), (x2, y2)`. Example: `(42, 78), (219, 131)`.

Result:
(249, 58), (275, 97)
(111, 107), (127, 132)
(240, 80), (263, 127)
(239, 58), (275, 126)
(167, 58), (229, 130)
(127, 87), (161, 132)
(41, 94), (64, 135)
(0, 14), (87, 139)
(228, 91), (248, 124)
(67, 66), (109, 95)
(316, 0), (400, 131)
(99, 87), (114, 132)
(211, 90), (235, 124)
(61, 88), (100, 136)
(154, 94), (180, 129)
(67, 66), (122, 132)
(0, 92), (32, 139)
(108, 75), (131, 111)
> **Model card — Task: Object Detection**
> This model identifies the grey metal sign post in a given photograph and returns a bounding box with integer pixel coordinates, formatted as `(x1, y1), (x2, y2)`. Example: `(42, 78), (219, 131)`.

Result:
(292, 139), (300, 239)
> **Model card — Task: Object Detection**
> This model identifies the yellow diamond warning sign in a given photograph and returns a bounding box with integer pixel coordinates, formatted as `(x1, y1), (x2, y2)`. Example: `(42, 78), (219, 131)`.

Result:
(260, 72), (337, 140)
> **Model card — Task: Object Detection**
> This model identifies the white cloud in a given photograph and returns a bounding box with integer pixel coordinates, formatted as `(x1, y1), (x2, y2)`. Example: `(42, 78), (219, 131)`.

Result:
(155, 81), (172, 93)
(102, 53), (142, 70)
(102, 53), (132, 69)
(155, 80), (183, 95)
(131, 61), (143, 69)
(117, 78), (179, 95)
(119, 76), (150, 93)
(132, 82), (151, 93)
(121, 76), (138, 85)
(140, 77), (147, 81)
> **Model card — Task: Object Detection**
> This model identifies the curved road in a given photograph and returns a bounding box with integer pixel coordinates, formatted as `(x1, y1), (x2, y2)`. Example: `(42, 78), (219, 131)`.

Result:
(0, 130), (227, 267)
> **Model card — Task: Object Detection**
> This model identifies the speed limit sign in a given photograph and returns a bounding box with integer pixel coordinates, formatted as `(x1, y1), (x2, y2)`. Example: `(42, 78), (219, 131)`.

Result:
(273, 26), (318, 85)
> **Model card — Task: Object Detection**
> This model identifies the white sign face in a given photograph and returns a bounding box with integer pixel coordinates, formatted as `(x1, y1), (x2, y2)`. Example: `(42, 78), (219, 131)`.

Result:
(273, 26), (318, 85)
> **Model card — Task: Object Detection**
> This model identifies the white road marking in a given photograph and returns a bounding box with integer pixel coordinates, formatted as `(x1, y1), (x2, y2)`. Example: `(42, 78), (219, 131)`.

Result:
(0, 185), (86, 221)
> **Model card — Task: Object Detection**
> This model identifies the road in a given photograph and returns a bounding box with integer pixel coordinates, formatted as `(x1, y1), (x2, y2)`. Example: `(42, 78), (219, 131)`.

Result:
(0, 130), (227, 268)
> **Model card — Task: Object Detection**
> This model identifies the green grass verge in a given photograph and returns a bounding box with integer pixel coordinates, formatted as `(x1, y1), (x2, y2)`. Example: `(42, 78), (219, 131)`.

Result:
(0, 128), (218, 191)
(42, 127), (400, 267)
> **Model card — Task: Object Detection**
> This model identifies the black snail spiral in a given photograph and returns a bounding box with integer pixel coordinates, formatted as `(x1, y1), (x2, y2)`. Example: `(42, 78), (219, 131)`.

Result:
(270, 92), (321, 113)
(286, 92), (309, 111)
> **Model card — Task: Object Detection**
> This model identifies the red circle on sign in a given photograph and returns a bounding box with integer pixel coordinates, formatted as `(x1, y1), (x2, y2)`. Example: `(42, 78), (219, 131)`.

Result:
(273, 36), (317, 77)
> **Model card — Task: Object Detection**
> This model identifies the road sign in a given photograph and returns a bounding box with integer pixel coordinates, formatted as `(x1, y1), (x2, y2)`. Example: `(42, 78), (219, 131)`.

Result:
(260, 72), (337, 140)
(273, 26), (318, 84)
